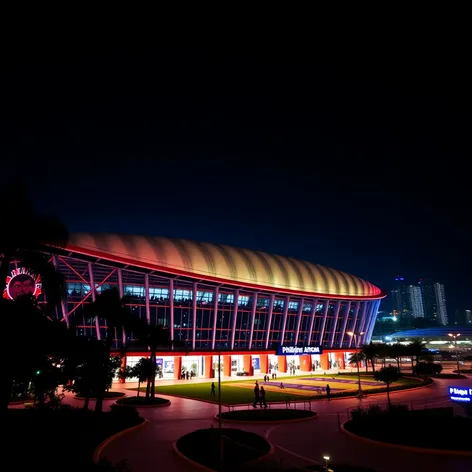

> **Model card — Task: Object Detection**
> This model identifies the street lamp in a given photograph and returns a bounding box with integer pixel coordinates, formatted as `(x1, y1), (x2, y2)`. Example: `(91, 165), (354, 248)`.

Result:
(217, 350), (223, 468)
(448, 333), (461, 376)
(347, 331), (365, 398)
(323, 455), (330, 470)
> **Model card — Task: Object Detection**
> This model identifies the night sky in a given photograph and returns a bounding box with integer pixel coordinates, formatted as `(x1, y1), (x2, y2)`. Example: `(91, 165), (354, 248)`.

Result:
(2, 43), (470, 315)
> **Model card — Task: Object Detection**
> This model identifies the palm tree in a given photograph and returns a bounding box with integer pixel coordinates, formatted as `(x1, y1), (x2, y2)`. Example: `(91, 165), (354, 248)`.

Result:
(376, 343), (392, 369)
(349, 351), (367, 371)
(373, 365), (401, 411)
(361, 343), (379, 372)
(76, 287), (135, 412)
(390, 342), (406, 373)
(406, 338), (425, 374)
(134, 323), (185, 400)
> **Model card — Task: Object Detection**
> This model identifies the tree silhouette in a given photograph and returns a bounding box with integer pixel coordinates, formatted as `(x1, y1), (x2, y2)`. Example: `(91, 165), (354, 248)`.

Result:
(361, 343), (379, 372)
(373, 365), (400, 410)
(0, 185), (68, 312)
(75, 287), (135, 412)
(406, 339), (426, 374)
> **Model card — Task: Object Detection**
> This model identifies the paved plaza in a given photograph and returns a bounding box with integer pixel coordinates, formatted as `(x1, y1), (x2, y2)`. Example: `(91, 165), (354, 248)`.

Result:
(77, 375), (472, 472)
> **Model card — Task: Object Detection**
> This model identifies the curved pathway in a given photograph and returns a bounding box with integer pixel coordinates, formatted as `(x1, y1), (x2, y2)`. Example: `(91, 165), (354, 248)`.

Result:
(98, 377), (472, 471)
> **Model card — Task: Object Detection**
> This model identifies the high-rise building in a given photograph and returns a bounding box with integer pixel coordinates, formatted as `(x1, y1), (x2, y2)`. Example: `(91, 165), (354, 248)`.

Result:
(418, 278), (448, 325)
(434, 282), (448, 325)
(407, 285), (425, 318)
(390, 277), (424, 319)
(454, 309), (472, 325)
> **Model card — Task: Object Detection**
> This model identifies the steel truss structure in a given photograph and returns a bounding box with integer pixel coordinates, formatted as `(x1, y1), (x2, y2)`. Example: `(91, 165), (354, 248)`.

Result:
(23, 246), (384, 352)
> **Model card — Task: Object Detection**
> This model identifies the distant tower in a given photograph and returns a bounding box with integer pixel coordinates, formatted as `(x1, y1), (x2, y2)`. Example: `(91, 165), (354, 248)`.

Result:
(419, 278), (448, 325)
(407, 285), (424, 318)
(390, 276), (424, 319)
(434, 282), (448, 325)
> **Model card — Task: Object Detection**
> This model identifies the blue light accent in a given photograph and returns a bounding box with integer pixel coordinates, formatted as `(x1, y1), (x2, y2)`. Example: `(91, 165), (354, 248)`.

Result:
(449, 386), (472, 403)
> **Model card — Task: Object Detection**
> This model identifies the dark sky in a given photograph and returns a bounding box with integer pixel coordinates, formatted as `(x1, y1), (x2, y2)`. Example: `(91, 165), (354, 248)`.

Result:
(2, 42), (471, 315)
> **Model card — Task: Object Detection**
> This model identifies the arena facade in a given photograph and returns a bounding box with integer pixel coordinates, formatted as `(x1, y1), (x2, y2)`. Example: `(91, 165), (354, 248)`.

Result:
(4, 233), (385, 379)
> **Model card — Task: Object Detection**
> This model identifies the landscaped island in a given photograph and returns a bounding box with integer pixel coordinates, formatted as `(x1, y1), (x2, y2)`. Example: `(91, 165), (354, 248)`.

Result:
(218, 408), (316, 422)
(175, 428), (271, 470)
(344, 405), (472, 452)
(116, 395), (170, 406)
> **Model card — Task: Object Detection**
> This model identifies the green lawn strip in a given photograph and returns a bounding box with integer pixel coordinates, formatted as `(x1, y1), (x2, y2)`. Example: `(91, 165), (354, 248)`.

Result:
(129, 376), (422, 405)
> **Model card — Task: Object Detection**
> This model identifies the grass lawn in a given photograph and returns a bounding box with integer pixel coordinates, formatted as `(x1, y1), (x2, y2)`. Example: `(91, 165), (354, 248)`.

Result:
(131, 374), (421, 405)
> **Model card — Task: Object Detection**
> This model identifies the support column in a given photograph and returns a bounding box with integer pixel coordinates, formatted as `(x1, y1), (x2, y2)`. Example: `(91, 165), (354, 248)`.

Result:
(279, 296), (290, 345)
(277, 356), (287, 373)
(248, 292), (258, 349)
(169, 278), (174, 343)
(144, 274), (151, 324)
(320, 352), (329, 370)
(264, 294), (275, 349)
(88, 262), (100, 340)
(118, 268), (126, 345)
(259, 354), (269, 374)
(223, 355), (232, 377)
(204, 355), (214, 378)
(338, 355), (346, 369)
(243, 355), (253, 376)
(174, 356), (182, 379)
(192, 282), (197, 350)
(119, 356), (127, 384)
(230, 290), (239, 350)
(294, 297), (305, 345)
(211, 286), (219, 350)
(52, 256), (69, 327)
(300, 355), (311, 372)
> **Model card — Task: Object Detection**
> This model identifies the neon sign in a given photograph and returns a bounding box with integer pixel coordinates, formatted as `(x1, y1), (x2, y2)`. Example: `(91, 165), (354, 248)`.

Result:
(3, 268), (42, 300)
(277, 345), (323, 356)
(448, 386), (472, 403)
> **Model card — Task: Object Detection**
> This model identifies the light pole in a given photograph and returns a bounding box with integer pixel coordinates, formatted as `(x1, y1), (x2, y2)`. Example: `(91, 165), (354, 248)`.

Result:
(448, 333), (461, 376)
(347, 331), (365, 398)
(218, 350), (223, 469)
(323, 455), (330, 470)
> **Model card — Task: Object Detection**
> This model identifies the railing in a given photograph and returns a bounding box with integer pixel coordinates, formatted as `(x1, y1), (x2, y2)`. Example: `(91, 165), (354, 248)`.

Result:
(224, 398), (315, 412)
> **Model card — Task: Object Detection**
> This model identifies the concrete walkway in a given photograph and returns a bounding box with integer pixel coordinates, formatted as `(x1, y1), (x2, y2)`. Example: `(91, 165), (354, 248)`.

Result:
(94, 376), (472, 471)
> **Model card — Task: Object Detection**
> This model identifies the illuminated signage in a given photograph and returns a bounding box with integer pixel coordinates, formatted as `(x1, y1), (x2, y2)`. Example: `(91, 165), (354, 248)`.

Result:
(448, 386), (472, 403)
(3, 268), (41, 300)
(277, 345), (323, 356)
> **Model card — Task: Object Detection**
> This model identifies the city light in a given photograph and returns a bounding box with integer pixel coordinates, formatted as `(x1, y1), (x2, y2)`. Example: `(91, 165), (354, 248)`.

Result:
(448, 333), (461, 376)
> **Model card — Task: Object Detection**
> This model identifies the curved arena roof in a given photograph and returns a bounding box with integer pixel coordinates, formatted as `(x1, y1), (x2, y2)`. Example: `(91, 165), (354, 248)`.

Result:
(64, 233), (384, 300)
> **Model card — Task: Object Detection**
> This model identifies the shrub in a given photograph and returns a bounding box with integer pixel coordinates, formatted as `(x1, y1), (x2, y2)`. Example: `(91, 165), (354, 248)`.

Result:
(109, 404), (139, 419)
(366, 404), (382, 416)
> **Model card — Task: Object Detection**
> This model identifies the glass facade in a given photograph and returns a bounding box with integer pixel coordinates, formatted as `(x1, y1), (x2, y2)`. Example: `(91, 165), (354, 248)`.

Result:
(28, 252), (381, 351)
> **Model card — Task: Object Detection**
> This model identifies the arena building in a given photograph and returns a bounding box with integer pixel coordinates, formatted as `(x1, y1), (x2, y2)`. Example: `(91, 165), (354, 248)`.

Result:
(4, 233), (385, 380)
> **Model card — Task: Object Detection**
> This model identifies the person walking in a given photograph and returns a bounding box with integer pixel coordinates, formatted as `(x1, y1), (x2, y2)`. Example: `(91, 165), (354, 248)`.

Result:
(253, 381), (260, 408)
(210, 382), (216, 396)
(326, 384), (331, 401)
(259, 386), (268, 408)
